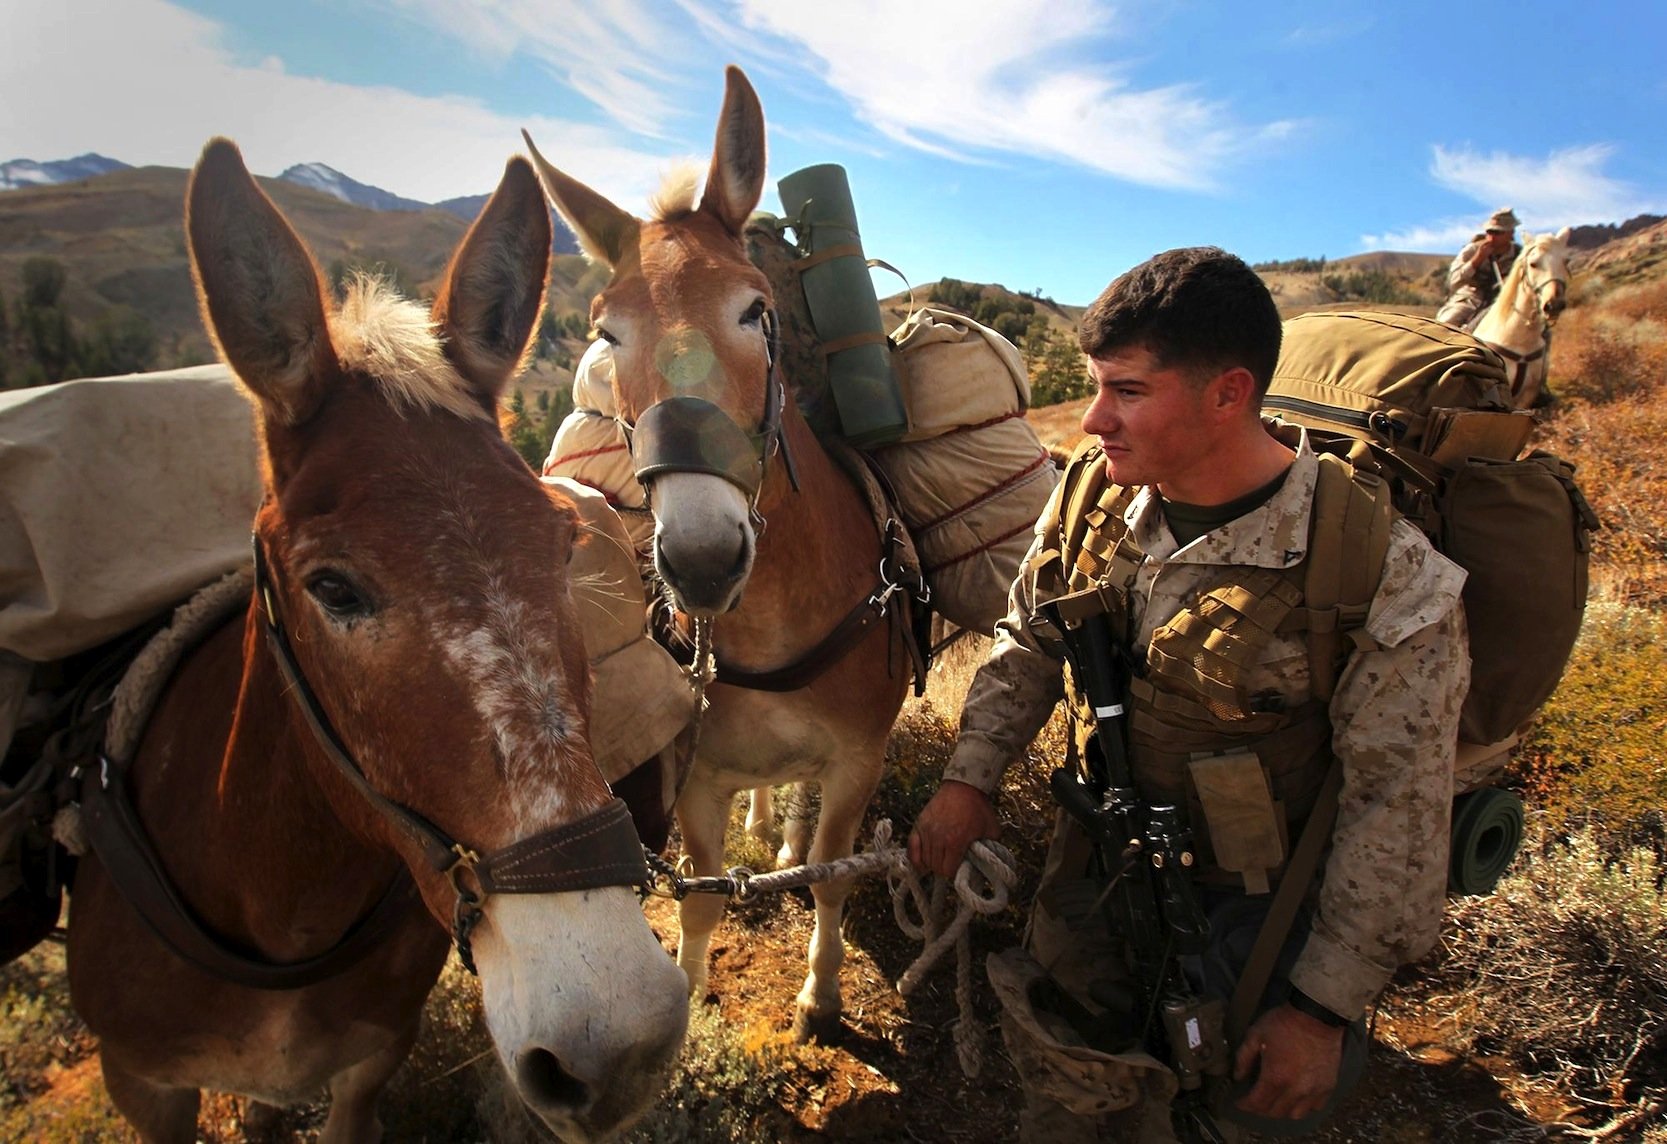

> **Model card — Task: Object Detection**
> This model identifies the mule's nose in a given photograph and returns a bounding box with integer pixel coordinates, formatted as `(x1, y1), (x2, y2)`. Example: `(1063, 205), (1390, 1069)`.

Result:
(655, 524), (750, 615)
(515, 1046), (591, 1117)
(516, 1032), (687, 1141)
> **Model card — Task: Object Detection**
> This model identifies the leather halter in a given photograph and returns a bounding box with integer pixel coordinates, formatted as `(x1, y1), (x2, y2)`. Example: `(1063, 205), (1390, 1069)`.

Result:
(75, 540), (650, 989)
(250, 537), (648, 974)
(621, 309), (800, 508)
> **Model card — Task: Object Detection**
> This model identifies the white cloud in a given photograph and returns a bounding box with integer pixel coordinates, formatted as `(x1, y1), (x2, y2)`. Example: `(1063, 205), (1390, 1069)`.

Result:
(718, 0), (1288, 191)
(1359, 219), (1479, 253)
(1435, 143), (1667, 225)
(374, 0), (692, 137)
(263, 0), (1289, 194)
(1366, 143), (1667, 249)
(1281, 17), (1374, 48)
(0, 0), (676, 205)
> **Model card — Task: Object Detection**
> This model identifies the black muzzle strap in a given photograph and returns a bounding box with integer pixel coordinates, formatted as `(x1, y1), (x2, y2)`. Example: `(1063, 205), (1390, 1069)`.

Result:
(630, 395), (766, 496)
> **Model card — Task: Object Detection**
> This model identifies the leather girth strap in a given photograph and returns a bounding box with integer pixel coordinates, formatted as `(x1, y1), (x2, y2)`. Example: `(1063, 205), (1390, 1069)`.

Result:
(77, 757), (423, 990)
(712, 440), (931, 694)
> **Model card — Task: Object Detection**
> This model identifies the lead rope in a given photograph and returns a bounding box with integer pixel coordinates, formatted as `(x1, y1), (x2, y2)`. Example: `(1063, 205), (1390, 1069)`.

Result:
(645, 820), (1017, 1078)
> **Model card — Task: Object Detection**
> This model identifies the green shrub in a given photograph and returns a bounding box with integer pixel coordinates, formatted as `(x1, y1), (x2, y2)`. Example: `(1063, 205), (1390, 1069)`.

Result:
(1516, 603), (1667, 837)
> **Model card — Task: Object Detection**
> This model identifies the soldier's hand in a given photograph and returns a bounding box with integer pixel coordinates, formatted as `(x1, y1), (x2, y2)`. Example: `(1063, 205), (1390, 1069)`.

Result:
(908, 781), (999, 878)
(1231, 1003), (1345, 1122)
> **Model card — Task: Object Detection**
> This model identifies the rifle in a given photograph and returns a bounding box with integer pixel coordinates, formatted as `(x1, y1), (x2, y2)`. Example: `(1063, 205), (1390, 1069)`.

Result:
(1038, 588), (1231, 1144)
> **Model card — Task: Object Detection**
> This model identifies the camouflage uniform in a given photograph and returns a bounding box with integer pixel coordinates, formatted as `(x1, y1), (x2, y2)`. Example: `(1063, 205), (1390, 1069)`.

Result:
(1437, 236), (1521, 331)
(947, 428), (1470, 1140)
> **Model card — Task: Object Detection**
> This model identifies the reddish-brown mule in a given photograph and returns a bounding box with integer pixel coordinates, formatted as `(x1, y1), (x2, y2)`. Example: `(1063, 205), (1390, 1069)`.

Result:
(65, 139), (687, 1143)
(526, 67), (913, 1040)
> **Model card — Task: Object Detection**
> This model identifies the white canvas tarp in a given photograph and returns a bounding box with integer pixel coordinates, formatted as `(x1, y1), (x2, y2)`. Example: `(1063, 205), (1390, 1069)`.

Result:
(0, 365), (262, 664)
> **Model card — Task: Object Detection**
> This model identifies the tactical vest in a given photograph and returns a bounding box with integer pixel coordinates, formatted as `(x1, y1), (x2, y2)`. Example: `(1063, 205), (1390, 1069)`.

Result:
(1032, 438), (1393, 892)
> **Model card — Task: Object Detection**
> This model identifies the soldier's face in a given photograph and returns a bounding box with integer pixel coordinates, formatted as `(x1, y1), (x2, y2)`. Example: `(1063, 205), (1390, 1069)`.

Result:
(1081, 345), (1216, 492)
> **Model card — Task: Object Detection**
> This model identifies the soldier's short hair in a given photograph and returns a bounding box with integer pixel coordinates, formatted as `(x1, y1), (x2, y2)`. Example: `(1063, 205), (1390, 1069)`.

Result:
(1078, 247), (1283, 396)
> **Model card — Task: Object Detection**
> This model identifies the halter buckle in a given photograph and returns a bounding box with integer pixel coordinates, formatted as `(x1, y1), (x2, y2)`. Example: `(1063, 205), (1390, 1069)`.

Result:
(448, 844), (485, 904)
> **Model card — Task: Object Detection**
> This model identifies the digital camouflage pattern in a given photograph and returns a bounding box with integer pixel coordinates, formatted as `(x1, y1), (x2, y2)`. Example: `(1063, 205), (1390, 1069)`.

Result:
(950, 428), (1468, 1039)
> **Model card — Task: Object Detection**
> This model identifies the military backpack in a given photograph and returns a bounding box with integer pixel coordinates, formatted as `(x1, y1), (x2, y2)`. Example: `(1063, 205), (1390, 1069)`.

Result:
(1264, 310), (1600, 776)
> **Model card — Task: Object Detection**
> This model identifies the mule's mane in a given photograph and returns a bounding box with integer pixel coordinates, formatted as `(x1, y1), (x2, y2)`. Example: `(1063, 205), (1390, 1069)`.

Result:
(330, 274), (490, 422)
(648, 163), (701, 222)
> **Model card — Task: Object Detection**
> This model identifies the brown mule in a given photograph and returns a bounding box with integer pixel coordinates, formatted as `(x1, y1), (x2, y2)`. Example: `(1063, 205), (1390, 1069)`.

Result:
(527, 67), (915, 1040)
(65, 139), (687, 1143)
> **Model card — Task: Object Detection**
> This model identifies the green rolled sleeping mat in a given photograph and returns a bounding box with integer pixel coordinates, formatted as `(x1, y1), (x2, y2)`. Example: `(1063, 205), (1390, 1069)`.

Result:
(1448, 786), (1524, 896)
(775, 164), (908, 448)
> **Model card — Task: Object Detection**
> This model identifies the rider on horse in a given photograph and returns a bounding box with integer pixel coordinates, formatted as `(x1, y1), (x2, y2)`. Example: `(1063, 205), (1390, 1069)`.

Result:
(1437, 207), (1521, 330)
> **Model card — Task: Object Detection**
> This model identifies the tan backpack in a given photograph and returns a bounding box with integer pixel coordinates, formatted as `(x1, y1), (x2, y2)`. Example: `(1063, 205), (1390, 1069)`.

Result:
(1265, 310), (1601, 769)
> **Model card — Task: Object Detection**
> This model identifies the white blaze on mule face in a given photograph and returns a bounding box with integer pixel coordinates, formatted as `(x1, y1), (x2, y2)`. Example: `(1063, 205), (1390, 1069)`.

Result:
(472, 891), (689, 1141)
(435, 582), (586, 830)
(649, 471), (754, 616)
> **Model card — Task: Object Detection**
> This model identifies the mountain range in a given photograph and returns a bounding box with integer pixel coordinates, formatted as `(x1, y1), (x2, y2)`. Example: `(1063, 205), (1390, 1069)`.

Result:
(0, 151), (573, 252)
(0, 153), (133, 190)
(4, 151), (1662, 408)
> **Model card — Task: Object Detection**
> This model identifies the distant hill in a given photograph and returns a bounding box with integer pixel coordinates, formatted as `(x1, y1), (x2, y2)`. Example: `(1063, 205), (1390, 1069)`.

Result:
(0, 153), (130, 190)
(1, 152), (578, 253)
(1570, 217), (1667, 290)
(0, 165), (600, 397)
(885, 251), (1449, 338)
(1567, 214), (1664, 251)
(3, 159), (1659, 409)
(1253, 251), (1448, 317)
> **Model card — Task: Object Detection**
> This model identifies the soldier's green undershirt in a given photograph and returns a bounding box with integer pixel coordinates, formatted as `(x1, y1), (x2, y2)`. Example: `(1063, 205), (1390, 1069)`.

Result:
(1161, 465), (1292, 548)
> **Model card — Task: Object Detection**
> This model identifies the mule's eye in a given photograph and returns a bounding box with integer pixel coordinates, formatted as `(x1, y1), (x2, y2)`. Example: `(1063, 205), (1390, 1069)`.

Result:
(740, 298), (766, 326)
(592, 325), (619, 346)
(307, 573), (373, 619)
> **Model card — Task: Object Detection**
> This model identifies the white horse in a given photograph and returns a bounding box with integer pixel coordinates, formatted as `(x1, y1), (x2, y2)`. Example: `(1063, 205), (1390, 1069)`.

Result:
(1472, 228), (1572, 409)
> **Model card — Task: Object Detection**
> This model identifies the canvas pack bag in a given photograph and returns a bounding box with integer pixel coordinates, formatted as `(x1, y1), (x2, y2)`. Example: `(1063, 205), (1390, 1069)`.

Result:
(869, 308), (1058, 635)
(542, 340), (655, 557)
(747, 212), (1058, 634)
(1264, 310), (1601, 777)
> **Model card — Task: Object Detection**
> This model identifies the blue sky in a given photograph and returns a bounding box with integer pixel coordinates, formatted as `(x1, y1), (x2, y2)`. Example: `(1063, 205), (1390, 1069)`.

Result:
(5, 0), (1664, 305)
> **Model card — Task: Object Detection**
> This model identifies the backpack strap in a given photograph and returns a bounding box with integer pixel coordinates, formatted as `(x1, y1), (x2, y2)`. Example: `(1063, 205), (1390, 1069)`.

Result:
(1030, 439), (1132, 596)
(1228, 452), (1396, 1043)
(1299, 454), (1396, 704)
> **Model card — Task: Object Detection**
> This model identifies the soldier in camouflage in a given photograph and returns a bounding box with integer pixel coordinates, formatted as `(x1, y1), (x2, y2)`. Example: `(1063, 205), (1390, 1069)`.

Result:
(1437, 207), (1522, 330)
(909, 247), (1470, 1141)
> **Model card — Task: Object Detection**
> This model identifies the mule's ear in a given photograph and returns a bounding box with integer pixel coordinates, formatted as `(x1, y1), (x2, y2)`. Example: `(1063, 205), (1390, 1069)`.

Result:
(186, 138), (332, 425)
(699, 66), (766, 236)
(432, 156), (552, 406)
(1555, 225), (1572, 244)
(522, 129), (638, 267)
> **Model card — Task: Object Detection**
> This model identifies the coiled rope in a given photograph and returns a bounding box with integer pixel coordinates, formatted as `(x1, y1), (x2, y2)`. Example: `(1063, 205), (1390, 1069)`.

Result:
(647, 819), (1018, 1077)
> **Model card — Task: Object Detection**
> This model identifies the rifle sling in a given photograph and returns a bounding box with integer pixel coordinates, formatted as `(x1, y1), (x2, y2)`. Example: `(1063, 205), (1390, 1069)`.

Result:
(1226, 755), (1343, 1045)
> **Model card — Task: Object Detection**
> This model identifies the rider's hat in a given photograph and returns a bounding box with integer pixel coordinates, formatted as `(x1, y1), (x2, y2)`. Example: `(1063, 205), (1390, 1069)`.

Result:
(1485, 207), (1520, 233)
